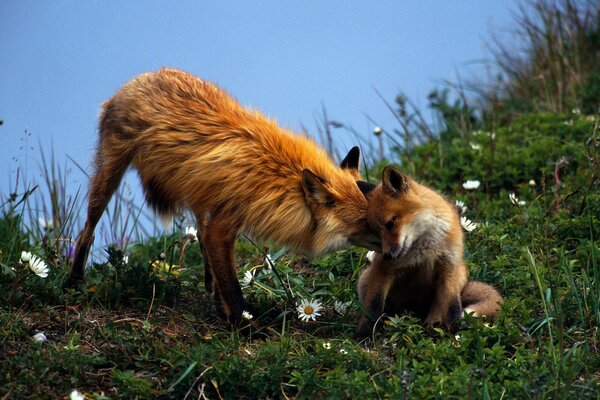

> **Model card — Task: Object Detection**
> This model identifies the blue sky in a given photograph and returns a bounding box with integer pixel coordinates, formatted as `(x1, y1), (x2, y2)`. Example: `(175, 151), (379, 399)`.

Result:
(0, 1), (514, 239)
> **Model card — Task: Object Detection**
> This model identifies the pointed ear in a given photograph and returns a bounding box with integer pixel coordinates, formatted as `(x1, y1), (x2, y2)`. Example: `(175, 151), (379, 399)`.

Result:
(301, 169), (336, 208)
(340, 146), (361, 180)
(357, 180), (376, 199)
(382, 166), (408, 198)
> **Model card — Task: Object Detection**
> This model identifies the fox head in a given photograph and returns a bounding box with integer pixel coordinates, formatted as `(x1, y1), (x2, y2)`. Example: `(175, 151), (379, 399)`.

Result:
(300, 147), (381, 254)
(367, 166), (456, 259)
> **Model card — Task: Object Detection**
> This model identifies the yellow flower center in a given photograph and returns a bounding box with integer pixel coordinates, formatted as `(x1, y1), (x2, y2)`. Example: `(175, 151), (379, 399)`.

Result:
(304, 306), (314, 314)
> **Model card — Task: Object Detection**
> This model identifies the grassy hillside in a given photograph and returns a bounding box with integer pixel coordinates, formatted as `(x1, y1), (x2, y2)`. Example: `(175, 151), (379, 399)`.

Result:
(2, 1), (599, 398)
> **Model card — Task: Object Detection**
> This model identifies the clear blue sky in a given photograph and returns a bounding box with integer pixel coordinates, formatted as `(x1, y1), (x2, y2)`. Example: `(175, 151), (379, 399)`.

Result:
(0, 1), (514, 239)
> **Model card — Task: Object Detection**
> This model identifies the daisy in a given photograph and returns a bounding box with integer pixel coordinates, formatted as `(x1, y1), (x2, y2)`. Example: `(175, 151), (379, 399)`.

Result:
(509, 193), (526, 206)
(29, 255), (49, 278)
(242, 310), (253, 320)
(528, 179), (536, 187)
(296, 298), (322, 322)
(322, 342), (331, 349)
(32, 332), (47, 342)
(462, 180), (480, 190)
(70, 390), (84, 400)
(339, 348), (348, 355)
(455, 200), (467, 214)
(373, 126), (382, 136)
(241, 270), (255, 287)
(20, 251), (32, 263)
(460, 216), (478, 232)
(185, 226), (198, 242)
(122, 255), (129, 264)
(469, 143), (481, 151)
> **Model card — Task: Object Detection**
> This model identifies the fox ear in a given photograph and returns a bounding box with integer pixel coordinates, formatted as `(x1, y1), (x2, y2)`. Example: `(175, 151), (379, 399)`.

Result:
(301, 169), (336, 208)
(357, 180), (376, 199)
(340, 146), (361, 180)
(382, 166), (408, 198)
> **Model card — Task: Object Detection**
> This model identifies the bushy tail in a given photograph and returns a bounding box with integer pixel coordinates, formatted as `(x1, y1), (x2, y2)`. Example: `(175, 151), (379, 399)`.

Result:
(461, 281), (503, 319)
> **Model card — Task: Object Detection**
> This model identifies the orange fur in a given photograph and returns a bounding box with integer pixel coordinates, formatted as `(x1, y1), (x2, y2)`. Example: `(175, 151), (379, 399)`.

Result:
(66, 68), (380, 322)
(355, 166), (503, 338)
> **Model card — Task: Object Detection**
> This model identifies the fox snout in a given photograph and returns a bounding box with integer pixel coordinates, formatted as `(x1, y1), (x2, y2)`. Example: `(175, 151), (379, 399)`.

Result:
(382, 232), (414, 259)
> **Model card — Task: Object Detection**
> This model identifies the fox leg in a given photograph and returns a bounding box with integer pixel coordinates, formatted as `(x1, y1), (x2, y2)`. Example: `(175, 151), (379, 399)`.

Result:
(355, 262), (394, 339)
(195, 213), (213, 293)
(201, 217), (247, 323)
(66, 138), (131, 287)
(424, 262), (467, 329)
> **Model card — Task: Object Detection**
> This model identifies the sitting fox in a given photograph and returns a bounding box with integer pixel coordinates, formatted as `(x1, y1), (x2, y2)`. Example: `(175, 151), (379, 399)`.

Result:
(356, 166), (503, 338)
(65, 68), (380, 323)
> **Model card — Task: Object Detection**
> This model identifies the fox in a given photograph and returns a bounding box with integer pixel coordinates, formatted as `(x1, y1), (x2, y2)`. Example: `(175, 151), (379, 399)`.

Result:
(65, 68), (380, 323)
(355, 166), (503, 339)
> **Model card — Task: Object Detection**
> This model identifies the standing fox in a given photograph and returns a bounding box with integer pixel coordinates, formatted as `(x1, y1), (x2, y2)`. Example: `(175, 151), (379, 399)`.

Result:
(66, 68), (380, 323)
(355, 166), (503, 338)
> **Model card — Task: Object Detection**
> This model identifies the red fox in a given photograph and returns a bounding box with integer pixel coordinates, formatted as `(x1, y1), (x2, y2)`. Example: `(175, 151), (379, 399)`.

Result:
(65, 68), (380, 323)
(355, 166), (503, 338)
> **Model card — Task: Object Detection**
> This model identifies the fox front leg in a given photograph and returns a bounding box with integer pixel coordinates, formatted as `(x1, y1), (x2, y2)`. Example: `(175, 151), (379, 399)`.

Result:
(355, 264), (393, 340)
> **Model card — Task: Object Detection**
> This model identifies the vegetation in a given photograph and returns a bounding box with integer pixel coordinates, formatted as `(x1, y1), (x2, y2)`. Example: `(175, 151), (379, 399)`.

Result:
(1, 1), (599, 398)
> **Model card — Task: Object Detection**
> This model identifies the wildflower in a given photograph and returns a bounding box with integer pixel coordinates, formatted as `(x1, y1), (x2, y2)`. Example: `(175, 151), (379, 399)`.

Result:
(572, 108), (581, 115)
(455, 200), (467, 214)
(264, 253), (274, 268)
(122, 255), (129, 264)
(20, 251), (32, 263)
(528, 179), (536, 187)
(70, 390), (84, 400)
(339, 348), (348, 355)
(462, 180), (480, 190)
(460, 216), (478, 232)
(366, 251), (376, 263)
(185, 226), (198, 242)
(241, 270), (255, 287)
(39, 217), (54, 230)
(151, 260), (180, 279)
(373, 126), (382, 136)
(454, 334), (461, 341)
(333, 300), (350, 315)
(32, 332), (47, 342)
(296, 298), (322, 322)
(242, 310), (253, 320)
(509, 193), (526, 206)
(28, 255), (49, 278)
(469, 143), (481, 151)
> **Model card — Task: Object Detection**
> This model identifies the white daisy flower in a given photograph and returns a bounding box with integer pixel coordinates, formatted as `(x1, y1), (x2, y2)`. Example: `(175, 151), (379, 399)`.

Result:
(185, 226), (198, 242)
(241, 270), (255, 288)
(460, 216), (478, 232)
(296, 298), (322, 322)
(264, 253), (274, 268)
(462, 180), (480, 190)
(28, 255), (49, 278)
(509, 193), (526, 206)
(373, 126), (382, 136)
(322, 342), (332, 349)
(455, 200), (467, 214)
(339, 348), (348, 355)
(529, 179), (536, 187)
(333, 300), (350, 315)
(469, 143), (481, 151)
(32, 332), (47, 342)
(70, 390), (85, 400)
(242, 310), (253, 320)
(455, 334), (461, 341)
(122, 255), (129, 264)
(20, 251), (32, 263)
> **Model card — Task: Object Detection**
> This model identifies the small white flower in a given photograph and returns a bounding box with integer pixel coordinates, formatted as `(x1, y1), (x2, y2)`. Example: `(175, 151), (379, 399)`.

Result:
(462, 180), (480, 190)
(339, 348), (348, 355)
(469, 143), (481, 151)
(455, 200), (467, 214)
(29, 255), (49, 278)
(572, 108), (581, 115)
(460, 216), (478, 232)
(373, 126), (382, 136)
(242, 310), (253, 320)
(32, 332), (47, 342)
(122, 255), (129, 264)
(366, 251), (376, 263)
(322, 342), (331, 349)
(509, 193), (526, 206)
(454, 334), (461, 341)
(185, 226), (198, 242)
(264, 253), (274, 268)
(296, 298), (322, 322)
(529, 179), (536, 187)
(20, 251), (32, 263)
(70, 390), (85, 400)
(241, 270), (255, 287)
(333, 300), (350, 315)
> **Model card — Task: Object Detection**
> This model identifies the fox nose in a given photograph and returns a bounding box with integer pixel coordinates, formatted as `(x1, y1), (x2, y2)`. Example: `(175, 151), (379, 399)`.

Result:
(383, 243), (402, 259)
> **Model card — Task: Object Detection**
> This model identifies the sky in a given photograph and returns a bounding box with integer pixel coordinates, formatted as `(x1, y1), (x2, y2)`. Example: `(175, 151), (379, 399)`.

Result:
(0, 1), (515, 243)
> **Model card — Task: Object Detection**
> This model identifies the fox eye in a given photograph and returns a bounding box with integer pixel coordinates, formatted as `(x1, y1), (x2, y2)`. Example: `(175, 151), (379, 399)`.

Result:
(385, 218), (395, 230)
